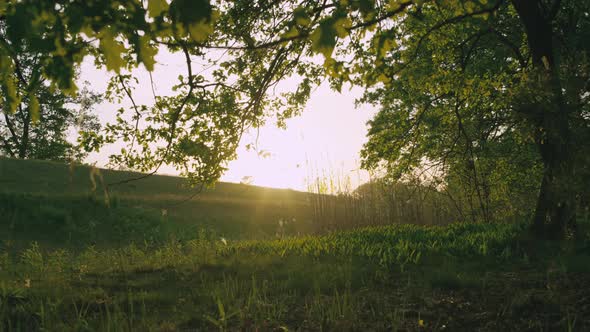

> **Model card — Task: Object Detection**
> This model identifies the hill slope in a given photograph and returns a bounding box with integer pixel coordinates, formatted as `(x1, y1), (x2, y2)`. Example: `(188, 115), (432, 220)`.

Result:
(0, 157), (308, 199)
(0, 157), (315, 246)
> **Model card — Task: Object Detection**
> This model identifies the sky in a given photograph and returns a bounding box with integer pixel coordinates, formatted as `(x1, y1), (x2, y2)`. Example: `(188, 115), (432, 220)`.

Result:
(78, 50), (377, 192)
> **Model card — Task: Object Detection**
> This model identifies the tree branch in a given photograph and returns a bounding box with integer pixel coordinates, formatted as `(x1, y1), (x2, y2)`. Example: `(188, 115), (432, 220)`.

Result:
(117, 75), (142, 161)
(381, 1), (505, 84)
(0, 134), (15, 157)
(107, 41), (197, 188)
(3, 111), (20, 149)
(489, 27), (528, 67)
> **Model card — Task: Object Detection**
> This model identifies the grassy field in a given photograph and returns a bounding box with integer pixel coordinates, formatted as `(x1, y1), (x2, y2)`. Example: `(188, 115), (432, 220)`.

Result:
(0, 157), (316, 248)
(1, 157), (590, 331)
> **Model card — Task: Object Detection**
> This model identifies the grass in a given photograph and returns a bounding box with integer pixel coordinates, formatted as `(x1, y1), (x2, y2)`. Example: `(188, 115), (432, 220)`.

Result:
(1, 223), (589, 331)
(1, 157), (590, 330)
(0, 156), (316, 248)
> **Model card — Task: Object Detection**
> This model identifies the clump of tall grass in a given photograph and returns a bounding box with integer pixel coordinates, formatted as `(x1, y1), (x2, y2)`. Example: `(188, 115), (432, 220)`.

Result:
(304, 165), (457, 232)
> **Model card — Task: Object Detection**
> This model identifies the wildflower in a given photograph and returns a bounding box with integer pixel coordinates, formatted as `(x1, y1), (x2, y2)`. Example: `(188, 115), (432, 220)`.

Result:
(24, 278), (31, 288)
(220, 237), (227, 245)
(418, 319), (425, 327)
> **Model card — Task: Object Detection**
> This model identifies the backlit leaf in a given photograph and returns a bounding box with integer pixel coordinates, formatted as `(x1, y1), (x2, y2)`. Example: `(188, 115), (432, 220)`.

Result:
(188, 20), (214, 42)
(29, 94), (40, 124)
(148, 0), (168, 18)
(311, 19), (338, 59)
(0, 55), (19, 114)
(138, 35), (157, 71)
(99, 29), (126, 73)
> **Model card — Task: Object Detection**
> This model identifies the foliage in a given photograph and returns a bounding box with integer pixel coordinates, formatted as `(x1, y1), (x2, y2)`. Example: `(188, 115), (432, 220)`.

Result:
(0, 84), (101, 162)
(0, 0), (324, 186)
(0, 23), (101, 161)
(355, 2), (536, 222)
(222, 222), (528, 268)
(0, 0), (444, 186)
(346, 1), (589, 229)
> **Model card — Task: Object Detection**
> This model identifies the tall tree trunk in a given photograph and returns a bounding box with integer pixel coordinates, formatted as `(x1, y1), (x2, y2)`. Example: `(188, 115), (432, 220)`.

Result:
(18, 105), (30, 159)
(511, 0), (577, 238)
(532, 109), (576, 238)
(3, 111), (20, 156)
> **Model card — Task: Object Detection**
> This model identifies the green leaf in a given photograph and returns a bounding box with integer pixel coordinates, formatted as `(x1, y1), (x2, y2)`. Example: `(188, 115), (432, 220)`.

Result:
(169, 0), (213, 40)
(29, 94), (40, 124)
(310, 19), (338, 59)
(333, 17), (352, 38)
(0, 55), (19, 114)
(138, 35), (157, 71)
(147, 0), (168, 18)
(386, 0), (403, 11)
(188, 19), (214, 42)
(377, 73), (391, 83)
(293, 7), (311, 27)
(373, 31), (397, 58)
(281, 26), (299, 39)
(99, 29), (126, 73)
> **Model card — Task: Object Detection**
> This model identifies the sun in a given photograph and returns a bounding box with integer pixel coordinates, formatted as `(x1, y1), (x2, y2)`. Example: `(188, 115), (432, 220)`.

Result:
(221, 84), (376, 192)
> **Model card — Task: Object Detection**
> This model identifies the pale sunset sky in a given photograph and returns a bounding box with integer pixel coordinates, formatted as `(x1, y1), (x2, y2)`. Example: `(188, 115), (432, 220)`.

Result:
(78, 49), (377, 192)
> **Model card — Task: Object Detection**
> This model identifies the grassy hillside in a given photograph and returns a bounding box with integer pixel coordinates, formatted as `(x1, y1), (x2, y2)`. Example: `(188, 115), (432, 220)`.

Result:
(1, 157), (589, 331)
(0, 157), (316, 247)
(0, 157), (310, 200)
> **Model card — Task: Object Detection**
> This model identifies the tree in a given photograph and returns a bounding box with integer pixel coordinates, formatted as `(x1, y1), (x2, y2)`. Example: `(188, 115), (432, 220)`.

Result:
(0, 0), (320, 186)
(0, 76), (101, 162)
(350, 1), (589, 237)
(0, 0), (587, 237)
(0, 22), (101, 162)
(356, 2), (544, 224)
(0, 81), (101, 162)
(249, 0), (587, 236)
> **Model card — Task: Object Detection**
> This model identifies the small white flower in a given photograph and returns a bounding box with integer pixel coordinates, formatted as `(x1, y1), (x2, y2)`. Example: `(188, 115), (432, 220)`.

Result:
(220, 237), (227, 245)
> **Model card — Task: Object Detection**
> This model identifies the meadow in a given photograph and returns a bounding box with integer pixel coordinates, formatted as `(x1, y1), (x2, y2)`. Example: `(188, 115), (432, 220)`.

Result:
(1, 157), (589, 331)
(0, 157), (316, 248)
